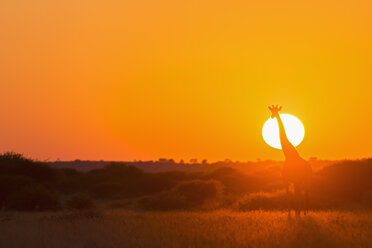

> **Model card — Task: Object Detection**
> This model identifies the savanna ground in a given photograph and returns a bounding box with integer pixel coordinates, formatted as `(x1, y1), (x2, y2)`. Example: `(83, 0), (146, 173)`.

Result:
(1, 210), (372, 248)
(1, 154), (372, 247)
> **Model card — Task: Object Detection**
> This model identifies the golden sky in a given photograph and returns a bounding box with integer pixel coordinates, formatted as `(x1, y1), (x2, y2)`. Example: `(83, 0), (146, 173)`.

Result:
(1, 0), (371, 161)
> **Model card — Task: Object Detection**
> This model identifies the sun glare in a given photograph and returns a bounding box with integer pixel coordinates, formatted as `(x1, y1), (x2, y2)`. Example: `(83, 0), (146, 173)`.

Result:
(262, 114), (305, 149)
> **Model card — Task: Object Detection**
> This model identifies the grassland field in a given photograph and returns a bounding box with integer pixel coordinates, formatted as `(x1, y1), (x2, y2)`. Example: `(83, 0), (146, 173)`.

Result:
(1, 210), (371, 248)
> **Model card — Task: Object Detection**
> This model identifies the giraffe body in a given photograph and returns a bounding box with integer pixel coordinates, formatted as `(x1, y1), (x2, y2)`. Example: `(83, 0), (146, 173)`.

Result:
(268, 105), (312, 216)
(283, 157), (312, 186)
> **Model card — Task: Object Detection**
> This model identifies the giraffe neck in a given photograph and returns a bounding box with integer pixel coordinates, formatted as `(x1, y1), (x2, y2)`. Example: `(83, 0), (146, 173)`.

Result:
(275, 114), (300, 160)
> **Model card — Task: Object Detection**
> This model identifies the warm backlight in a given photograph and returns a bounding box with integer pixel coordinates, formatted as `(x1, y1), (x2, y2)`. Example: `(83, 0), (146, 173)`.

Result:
(262, 114), (305, 149)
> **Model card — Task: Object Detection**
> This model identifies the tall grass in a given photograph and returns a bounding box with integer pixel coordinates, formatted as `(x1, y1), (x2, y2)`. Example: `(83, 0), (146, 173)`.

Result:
(0, 210), (371, 248)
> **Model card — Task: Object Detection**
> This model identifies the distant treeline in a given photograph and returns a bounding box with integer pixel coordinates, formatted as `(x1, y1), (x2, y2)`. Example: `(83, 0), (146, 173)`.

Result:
(49, 158), (334, 172)
(1, 152), (371, 211)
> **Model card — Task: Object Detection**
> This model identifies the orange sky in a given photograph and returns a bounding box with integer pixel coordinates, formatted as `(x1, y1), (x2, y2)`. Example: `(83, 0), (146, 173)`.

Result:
(1, 0), (371, 161)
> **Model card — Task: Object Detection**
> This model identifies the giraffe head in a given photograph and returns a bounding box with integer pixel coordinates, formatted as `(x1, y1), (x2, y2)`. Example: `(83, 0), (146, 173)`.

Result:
(268, 105), (282, 119)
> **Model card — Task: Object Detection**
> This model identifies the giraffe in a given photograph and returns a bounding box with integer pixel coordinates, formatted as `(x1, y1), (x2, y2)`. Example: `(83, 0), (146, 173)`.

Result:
(268, 105), (312, 216)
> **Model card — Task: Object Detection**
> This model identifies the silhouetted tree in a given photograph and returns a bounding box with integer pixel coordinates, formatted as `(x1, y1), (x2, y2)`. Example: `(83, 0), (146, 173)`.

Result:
(190, 158), (198, 164)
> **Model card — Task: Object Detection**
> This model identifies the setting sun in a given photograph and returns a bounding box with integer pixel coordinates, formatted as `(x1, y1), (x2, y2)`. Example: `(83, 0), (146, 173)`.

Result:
(262, 114), (305, 149)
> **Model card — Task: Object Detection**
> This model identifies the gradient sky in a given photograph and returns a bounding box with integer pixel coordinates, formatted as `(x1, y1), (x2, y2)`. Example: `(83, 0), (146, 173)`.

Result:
(1, 0), (371, 161)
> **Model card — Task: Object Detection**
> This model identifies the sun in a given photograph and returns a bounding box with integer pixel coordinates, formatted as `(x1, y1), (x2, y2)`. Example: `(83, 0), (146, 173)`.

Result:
(262, 114), (305, 149)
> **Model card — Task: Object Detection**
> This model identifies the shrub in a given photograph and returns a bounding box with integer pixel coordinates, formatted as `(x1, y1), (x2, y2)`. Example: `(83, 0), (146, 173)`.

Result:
(175, 180), (222, 205)
(0, 152), (59, 184)
(108, 200), (132, 209)
(66, 196), (93, 210)
(139, 180), (223, 210)
(56, 168), (83, 195)
(204, 167), (264, 195)
(361, 190), (372, 208)
(0, 175), (35, 207)
(7, 185), (60, 211)
(84, 164), (148, 198)
(238, 190), (288, 211)
(91, 182), (122, 199)
(311, 159), (372, 207)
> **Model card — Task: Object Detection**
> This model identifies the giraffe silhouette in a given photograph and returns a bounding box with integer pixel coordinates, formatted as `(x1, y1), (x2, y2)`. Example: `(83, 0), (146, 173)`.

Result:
(268, 105), (312, 216)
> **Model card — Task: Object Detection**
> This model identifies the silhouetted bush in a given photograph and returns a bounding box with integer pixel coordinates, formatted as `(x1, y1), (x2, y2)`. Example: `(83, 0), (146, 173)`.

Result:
(175, 180), (222, 205)
(204, 167), (267, 195)
(108, 200), (132, 209)
(238, 191), (288, 211)
(66, 196), (93, 210)
(84, 163), (148, 198)
(361, 190), (372, 208)
(42, 210), (103, 221)
(7, 185), (60, 211)
(139, 180), (223, 210)
(312, 159), (372, 207)
(135, 171), (189, 196)
(0, 175), (35, 208)
(83, 164), (188, 198)
(0, 152), (59, 185)
(56, 168), (83, 195)
(91, 182), (122, 199)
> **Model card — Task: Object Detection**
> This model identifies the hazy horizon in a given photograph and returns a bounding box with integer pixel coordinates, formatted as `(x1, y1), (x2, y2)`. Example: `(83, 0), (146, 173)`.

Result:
(7, 151), (371, 164)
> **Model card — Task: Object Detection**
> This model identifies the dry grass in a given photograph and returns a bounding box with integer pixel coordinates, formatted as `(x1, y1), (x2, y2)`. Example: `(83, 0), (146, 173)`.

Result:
(1, 210), (371, 248)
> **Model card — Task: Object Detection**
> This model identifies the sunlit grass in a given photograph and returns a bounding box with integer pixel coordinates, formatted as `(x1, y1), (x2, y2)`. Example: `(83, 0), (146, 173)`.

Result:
(1, 210), (371, 248)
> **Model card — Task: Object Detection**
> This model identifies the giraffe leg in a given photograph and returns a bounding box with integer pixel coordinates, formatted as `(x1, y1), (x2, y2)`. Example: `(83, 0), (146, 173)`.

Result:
(304, 189), (309, 215)
(286, 183), (291, 218)
(294, 184), (301, 217)
(300, 190), (305, 216)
